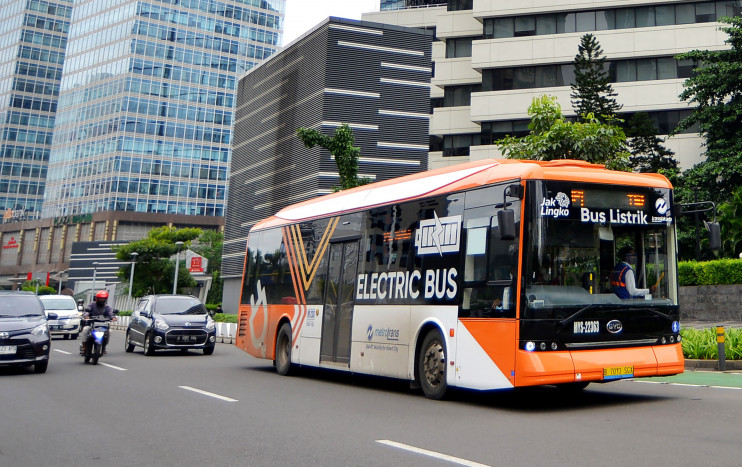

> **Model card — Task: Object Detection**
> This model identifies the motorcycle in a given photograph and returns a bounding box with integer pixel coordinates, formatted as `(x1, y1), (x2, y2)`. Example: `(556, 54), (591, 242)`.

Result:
(80, 311), (118, 365)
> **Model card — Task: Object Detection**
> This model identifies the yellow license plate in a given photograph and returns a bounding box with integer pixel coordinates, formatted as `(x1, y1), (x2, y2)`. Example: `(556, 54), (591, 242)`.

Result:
(603, 366), (634, 380)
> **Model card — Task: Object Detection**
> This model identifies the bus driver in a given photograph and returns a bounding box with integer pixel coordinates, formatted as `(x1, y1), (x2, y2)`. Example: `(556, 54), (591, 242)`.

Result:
(611, 246), (655, 299)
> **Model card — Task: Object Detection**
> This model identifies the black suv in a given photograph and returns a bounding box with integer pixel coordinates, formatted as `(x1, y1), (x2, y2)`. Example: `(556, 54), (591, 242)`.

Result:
(0, 291), (57, 373)
(125, 295), (216, 355)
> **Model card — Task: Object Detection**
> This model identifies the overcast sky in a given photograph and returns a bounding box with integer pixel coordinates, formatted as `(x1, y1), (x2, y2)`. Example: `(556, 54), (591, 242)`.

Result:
(282, 0), (380, 46)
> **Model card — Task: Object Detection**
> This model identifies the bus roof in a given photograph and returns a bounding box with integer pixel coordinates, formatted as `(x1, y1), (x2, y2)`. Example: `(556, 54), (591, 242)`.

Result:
(252, 159), (672, 231)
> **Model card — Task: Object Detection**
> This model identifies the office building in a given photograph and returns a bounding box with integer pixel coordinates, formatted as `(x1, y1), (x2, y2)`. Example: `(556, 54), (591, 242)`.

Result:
(365, 0), (739, 170)
(0, 0), (72, 221)
(42, 0), (285, 218)
(0, 0), (284, 291)
(222, 17), (432, 311)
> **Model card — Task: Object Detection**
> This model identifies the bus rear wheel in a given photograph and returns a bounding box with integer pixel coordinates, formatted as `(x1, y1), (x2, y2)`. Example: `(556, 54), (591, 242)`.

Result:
(418, 329), (448, 400)
(275, 323), (293, 376)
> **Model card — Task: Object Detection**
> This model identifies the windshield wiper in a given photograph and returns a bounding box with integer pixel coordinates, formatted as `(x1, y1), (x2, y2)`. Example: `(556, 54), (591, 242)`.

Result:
(630, 307), (674, 322)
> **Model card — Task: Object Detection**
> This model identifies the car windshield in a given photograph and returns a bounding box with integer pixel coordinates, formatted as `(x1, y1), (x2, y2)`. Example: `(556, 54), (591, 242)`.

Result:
(155, 298), (207, 315)
(0, 295), (43, 317)
(522, 181), (677, 317)
(40, 298), (76, 310)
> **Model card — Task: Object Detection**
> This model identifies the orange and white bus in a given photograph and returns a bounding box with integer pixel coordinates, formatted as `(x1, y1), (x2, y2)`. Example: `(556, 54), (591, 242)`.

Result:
(236, 159), (684, 399)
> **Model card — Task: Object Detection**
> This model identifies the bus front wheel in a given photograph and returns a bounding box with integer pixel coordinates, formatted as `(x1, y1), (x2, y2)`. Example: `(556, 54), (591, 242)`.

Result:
(275, 323), (293, 376)
(418, 329), (448, 400)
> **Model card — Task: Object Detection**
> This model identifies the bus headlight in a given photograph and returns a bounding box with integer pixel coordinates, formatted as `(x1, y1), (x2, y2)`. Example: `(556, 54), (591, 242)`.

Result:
(525, 342), (536, 352)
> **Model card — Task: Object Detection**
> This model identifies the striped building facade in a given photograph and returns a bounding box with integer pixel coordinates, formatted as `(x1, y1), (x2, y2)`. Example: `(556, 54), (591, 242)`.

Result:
(222, 17), (432, 311)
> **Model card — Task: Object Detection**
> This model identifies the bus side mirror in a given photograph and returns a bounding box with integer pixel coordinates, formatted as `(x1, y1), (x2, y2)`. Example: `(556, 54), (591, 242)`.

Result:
(706, 221), (721, 250)
(498, 210), (516, 240)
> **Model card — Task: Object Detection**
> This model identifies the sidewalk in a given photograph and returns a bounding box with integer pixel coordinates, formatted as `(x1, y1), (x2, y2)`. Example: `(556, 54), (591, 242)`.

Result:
(682, 320), (742, 330)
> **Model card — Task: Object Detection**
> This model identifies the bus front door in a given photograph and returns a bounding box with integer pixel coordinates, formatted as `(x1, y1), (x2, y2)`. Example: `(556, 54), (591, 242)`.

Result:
(320, 240), (359, 365)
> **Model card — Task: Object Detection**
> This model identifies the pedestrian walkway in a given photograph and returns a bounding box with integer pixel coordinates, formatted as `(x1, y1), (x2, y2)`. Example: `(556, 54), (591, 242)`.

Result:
(681, 320), (742, 330)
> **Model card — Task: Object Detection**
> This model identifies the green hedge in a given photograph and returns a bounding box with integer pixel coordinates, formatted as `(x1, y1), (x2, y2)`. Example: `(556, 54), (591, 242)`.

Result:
(678, 259), (742, 286)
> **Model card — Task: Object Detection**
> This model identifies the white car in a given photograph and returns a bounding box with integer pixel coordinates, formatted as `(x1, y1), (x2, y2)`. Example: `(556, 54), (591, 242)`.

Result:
(40, 295), (81, 339)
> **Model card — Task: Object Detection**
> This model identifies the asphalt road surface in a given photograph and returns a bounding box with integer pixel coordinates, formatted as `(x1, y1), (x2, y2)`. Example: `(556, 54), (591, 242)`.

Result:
(2, 331), (741, 467)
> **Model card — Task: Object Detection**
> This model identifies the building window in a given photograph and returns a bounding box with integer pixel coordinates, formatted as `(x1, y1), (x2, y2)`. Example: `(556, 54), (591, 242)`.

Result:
(446, 37), (473, 58)
(443, 134), (479, 156)
(443, 84), (480, 106)
(482, 57), (694, 92)
(481, 1), (741, 38)
(448, 0), (473, 11)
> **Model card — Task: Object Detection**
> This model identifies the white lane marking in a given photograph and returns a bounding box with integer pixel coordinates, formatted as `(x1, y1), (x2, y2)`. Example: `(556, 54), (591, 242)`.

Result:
(632, 380), (742, 390)
(179, 386), (238, 402)
(53, 349), (72, 355)
(376, 440), (490, 467)
(99, 362), (127, 371)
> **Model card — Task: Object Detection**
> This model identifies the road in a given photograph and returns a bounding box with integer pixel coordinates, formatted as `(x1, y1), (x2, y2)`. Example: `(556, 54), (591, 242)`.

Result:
(2, 331), (741, 467)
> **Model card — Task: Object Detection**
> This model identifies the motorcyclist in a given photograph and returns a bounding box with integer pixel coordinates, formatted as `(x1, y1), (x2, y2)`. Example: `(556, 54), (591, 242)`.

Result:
(80, 290), (116, 355)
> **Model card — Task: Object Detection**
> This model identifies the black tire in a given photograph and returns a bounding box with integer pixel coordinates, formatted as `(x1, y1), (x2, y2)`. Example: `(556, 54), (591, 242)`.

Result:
(418, 329), (448, 400)
(124, 331), (135, 353)
(143, 333), (155, 356)
(64, 334), (70, 340)
(71, 333), (78, 340)
(34, 360), (48, 374)
(275, 323), (293, 376)
(92, 343), (101, 365)
(203, 345), (214, 356)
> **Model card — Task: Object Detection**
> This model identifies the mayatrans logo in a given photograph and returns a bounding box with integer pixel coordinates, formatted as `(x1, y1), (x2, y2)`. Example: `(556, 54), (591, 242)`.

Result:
(415, 213), (462, 256)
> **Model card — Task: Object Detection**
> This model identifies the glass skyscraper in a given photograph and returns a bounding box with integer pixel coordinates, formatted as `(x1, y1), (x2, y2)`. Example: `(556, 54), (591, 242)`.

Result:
(0, 0), (72, 220)
(380, 0), (446, 10)
(42, 0), (284, 218)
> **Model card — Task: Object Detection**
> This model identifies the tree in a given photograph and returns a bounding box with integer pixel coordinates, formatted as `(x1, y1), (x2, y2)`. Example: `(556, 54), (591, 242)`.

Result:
(717, 187), (742, 258)
(297, 123), (369, 191)
(625, 112), (679, 175)
(571, 33), (622, 123)
(191, 229), (223, 304)
(114, 226), (201, 296)
(675, 16), (742, 203)
(497, 95), (630, 169)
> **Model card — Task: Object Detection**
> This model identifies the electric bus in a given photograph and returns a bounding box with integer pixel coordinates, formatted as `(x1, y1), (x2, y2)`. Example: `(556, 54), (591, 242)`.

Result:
(236, 159), (684, 399)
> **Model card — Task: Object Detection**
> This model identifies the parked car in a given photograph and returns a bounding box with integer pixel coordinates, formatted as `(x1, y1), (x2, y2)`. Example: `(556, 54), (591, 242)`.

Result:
(0, 291), (56, 373)
(125, 295), (216, 355)
(40, 295), (81, 339)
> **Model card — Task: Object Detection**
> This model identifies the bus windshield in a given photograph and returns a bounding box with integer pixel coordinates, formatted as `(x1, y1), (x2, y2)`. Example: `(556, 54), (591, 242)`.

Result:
(522, 181), (677, 318)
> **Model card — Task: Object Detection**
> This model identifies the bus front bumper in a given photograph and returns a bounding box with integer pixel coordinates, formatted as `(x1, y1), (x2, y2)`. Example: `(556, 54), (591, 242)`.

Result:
(514, 343), (684, 387)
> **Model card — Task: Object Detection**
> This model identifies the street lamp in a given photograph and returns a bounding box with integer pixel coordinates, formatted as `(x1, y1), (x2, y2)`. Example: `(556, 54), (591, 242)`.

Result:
(129, 252), (139, 299)
(91, 262), (99, 303)
(173, 241), (184, 295)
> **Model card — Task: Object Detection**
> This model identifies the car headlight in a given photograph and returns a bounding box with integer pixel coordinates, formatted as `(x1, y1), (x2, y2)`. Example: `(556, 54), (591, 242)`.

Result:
(31, 324), (49, 336)
(154, 319), (169, 331)
(206, 320), (216, 331)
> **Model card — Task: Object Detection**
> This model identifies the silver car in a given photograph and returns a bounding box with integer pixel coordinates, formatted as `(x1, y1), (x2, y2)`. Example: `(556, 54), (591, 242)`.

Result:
(40, 295), (81, 340)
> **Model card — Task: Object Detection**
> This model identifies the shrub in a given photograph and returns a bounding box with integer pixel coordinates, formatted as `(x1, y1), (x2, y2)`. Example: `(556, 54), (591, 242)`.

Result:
(678, 262), (698, 286)
(678, 259), (742, 286)
(213, 313), (237, 323)
(681, 327), (742, 359)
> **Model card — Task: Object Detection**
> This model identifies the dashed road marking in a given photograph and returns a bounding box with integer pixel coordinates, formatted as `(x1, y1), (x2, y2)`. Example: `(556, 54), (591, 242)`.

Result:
(53, 349), (72, 355)
(376, 440), (490, 467)
(179, 385), (238, 402)
(99, 362), (127, 371)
